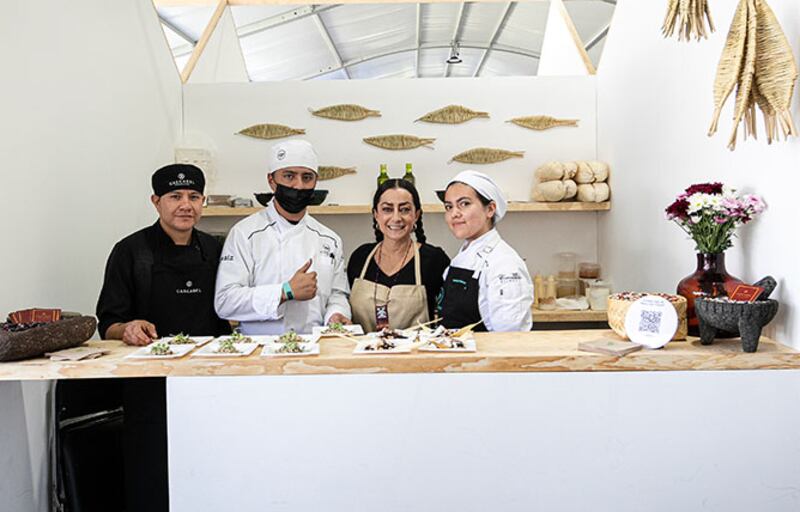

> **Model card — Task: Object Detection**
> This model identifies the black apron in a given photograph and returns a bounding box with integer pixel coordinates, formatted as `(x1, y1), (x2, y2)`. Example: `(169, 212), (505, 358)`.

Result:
(148, 244), (220, 337)
(440, 266), (487, 332)
(123, 242), (220, 512)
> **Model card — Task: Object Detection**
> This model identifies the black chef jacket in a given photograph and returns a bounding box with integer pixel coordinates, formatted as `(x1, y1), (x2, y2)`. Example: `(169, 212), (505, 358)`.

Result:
(94, 221), (230, 512)
(96, 221), (230, 338)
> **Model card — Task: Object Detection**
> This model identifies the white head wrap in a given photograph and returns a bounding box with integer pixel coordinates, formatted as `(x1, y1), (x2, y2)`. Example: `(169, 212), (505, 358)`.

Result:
(445, 170), (508, 222)
(267, 139), (319, 177)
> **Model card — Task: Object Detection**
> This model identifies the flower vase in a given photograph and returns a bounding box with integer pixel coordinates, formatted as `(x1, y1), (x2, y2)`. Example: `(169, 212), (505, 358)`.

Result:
(677, 252), (743, 337)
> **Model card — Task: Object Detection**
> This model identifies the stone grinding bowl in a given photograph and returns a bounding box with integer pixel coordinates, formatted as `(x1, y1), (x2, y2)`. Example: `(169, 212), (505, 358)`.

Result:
(695, 276), (778, 353)
(0, 316), (97, 362)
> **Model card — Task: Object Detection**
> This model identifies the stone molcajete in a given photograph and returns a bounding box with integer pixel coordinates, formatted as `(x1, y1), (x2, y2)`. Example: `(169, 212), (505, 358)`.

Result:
(0, 315), (97, 362)
(695, 277), (778, 353)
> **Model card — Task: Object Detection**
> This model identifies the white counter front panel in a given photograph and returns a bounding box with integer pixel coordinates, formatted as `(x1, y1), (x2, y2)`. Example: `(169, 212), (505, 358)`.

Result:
(168, 371), (800, 511)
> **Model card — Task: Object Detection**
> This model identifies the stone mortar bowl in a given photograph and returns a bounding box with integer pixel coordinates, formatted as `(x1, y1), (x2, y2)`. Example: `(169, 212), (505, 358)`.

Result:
(695, 298), (779, 353)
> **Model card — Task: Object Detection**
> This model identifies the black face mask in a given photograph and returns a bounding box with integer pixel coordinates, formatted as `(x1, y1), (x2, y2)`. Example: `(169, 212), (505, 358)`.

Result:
(274, 184), (315, 214)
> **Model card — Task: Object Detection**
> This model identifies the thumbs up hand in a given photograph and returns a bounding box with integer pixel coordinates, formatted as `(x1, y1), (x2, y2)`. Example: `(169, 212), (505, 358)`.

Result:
(287, 259), (317, 301)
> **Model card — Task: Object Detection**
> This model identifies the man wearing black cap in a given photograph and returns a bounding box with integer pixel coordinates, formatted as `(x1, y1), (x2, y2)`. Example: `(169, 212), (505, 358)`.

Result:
(95, 163), (230, 512)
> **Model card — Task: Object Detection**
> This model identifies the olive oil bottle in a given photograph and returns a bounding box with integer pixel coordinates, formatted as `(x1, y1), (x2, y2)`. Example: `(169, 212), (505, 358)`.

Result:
(377, 163), (389, 187)
(402, 162), (415, 185)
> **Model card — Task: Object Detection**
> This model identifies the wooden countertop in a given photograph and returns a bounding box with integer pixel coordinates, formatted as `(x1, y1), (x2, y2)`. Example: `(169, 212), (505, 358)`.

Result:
(2, 330), (799, 381)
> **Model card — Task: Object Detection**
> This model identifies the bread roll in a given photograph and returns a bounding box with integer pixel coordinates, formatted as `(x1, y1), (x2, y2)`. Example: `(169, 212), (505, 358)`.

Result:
(532, 180), (567, 202)
(562, 161), (578, 180)
(588, 161), (609, 182)
(534, 161), (565, 182)
(575, 161), (595, 184)
(577, 183), (610, 202)
(563, 179), (577, 199)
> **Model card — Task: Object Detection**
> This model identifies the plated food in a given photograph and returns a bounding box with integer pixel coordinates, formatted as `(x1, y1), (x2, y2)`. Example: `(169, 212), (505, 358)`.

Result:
(372, 327), (412, 341)
(418, 337), (477, 353)
(267, 331), (321, 344)
(191, 340), (259, 358)
(314, 323), (365, 336)
(229, 331), (254, 344)
(126, 342), (195, 360)
(215, 339), (239, 354)
(149, 341), (173, 355)
(261, 341), (320, 358)
(353, 338), (412, 355)
(162, 334), (213, 346)
(417, 326), (477, 352)
(168, 333), (193, 345)
(277, 330), (303, 344)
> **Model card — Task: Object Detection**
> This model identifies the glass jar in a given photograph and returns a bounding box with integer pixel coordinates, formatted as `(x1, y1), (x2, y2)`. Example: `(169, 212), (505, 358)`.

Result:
(588, 280), (612, 311)
(555, 252), (577, 279)
(556, 278), (579, 298)
(578, 262), (601, 279)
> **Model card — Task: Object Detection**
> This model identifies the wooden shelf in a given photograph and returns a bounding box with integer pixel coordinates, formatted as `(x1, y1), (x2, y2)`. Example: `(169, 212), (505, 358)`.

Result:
(203, 201), (611, 217)
(532, 308), (608, 323)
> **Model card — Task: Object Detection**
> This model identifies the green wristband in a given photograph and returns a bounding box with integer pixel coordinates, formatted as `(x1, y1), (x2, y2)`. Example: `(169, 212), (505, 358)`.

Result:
(282, 282), (294, 301)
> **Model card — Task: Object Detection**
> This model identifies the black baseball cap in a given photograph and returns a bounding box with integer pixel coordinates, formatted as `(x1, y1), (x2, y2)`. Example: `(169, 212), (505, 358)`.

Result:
(152, 164), (205, 196)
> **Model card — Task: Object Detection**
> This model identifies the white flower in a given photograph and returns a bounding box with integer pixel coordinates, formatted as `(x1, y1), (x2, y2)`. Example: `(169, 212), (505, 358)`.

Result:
(721, 184), (737, 200)
(687, 193), (708, 214)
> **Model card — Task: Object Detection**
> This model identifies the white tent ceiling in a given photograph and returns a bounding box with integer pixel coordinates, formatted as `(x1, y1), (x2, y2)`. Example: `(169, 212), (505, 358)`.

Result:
(157, 0), (616, 81)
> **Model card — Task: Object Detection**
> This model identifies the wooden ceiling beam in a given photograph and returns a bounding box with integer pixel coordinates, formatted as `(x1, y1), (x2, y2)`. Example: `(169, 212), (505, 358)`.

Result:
(179, 0), (228, 83)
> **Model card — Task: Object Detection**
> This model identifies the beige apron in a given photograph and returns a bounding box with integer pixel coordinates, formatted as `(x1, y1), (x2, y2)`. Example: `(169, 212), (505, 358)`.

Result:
(350, 243), (429, 332)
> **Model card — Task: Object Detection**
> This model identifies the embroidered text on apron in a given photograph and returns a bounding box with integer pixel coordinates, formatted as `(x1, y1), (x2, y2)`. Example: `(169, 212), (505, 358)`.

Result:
(148, 246), (220, 337)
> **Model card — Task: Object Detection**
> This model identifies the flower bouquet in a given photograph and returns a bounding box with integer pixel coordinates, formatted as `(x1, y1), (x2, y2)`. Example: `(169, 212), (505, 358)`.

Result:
(665, 182), (766, 253)
(666, 182), (766, 335)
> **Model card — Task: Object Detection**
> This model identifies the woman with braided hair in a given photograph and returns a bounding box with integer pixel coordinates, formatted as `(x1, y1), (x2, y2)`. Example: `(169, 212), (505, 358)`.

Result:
(347, 179), (450, 332)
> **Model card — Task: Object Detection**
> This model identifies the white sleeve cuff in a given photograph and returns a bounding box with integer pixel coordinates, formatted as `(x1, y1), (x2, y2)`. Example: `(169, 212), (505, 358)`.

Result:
(252, 284), (285, 320)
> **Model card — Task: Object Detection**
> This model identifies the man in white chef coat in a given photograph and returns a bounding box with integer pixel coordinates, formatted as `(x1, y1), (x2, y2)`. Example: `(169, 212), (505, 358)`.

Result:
(215, 139), (351, 334)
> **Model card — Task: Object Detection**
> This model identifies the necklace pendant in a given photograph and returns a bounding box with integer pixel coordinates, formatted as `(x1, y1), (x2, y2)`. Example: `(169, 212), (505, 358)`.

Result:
(375, 304), (389, 329)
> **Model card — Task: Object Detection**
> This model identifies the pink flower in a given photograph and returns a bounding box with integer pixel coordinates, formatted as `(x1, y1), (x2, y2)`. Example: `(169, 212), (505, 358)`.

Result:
(744, 194), (766, 214)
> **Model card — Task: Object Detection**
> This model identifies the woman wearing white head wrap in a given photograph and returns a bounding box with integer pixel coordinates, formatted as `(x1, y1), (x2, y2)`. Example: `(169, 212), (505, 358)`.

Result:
(438, 170), (533, 332)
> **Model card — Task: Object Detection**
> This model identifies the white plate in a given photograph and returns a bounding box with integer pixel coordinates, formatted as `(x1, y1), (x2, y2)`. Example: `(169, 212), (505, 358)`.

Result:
(313, 324), (365, 337)
(353, 341), (412, 355)
(191, 341), (259, 357)
(160, 335), (214, 346)
(418, 339), (477, 353)
(214, 335), (273, 346)
(126, 343), (196, 360)
(263, 333), (321, 344)
(261, 343), (320, 357)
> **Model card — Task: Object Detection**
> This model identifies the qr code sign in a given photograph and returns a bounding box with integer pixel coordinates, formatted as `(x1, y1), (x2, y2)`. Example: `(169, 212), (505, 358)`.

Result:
(638, 310), (662, 334)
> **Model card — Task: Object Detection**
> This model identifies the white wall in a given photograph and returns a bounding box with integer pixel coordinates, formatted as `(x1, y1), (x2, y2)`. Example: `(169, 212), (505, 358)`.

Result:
(597, 0), (800, 345)
(0, 1), (183, 510)
(189, 7), (249, 84)
(169, 371), (800, 511)
(186, 77), (602, 275)
(0, 0), (183, 317)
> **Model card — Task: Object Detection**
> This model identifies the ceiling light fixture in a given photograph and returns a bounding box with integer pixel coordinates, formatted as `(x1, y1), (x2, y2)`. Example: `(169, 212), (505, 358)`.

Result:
(446, 41), (462, 64)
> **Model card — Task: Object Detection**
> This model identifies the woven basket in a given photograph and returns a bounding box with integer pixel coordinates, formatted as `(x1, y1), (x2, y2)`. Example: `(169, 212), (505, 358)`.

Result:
(608, 293), (687, 341)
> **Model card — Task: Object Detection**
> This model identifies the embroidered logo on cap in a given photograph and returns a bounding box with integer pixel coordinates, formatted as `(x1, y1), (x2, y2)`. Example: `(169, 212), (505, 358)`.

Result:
(277, 149), (287, 160)
(178, 173), (186, 180)
(186, 281), (193, 287)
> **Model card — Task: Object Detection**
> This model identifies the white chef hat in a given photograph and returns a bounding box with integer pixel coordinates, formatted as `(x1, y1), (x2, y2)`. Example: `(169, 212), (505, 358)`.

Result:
(267, 139), (319, 176)
(445, 170), (508, 222)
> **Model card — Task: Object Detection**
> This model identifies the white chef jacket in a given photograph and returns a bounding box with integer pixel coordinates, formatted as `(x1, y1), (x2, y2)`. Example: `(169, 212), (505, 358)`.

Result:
(214, 201), (351, 335)
(445, 228), (533, 331)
